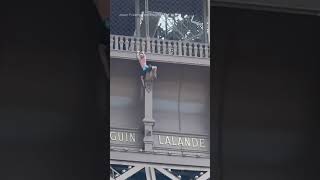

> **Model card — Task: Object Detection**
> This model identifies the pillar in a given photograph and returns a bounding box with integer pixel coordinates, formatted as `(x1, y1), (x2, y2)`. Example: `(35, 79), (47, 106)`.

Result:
(143, 80), (155, 152)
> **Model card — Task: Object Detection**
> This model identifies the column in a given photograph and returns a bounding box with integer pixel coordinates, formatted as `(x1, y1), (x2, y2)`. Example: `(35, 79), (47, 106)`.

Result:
(143, 79), (155, 152)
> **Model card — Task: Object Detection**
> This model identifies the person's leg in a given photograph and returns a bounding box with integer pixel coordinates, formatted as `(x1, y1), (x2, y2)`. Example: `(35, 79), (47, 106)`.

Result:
(152, 66), (157, 71)
(140, 75), (145, 87)
(152, 66), (157, 79)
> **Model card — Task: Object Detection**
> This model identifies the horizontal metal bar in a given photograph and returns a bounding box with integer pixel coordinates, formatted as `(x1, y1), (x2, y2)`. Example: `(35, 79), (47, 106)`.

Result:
(111, 160), (210, 172)
(111, 51), (210, 66)
(110, 151), (210, 169)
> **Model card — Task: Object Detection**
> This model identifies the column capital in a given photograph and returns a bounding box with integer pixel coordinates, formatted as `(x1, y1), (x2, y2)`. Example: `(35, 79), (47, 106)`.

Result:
(142, 117), (155, 124)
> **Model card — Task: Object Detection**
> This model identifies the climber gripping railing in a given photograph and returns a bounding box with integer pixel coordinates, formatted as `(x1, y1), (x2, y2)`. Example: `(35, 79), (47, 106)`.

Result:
(110, 35), (210, 59)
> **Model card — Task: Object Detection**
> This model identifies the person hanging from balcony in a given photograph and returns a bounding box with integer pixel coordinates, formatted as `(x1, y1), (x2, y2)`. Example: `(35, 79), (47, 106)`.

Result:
(136, 51), (157, 88)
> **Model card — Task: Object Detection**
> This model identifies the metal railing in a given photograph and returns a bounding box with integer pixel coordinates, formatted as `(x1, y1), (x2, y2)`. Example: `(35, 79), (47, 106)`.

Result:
(110, 35), (210, 59)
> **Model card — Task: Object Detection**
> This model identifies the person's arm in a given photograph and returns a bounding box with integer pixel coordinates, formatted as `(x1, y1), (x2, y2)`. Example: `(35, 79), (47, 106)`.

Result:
(136, 51), (140, 60)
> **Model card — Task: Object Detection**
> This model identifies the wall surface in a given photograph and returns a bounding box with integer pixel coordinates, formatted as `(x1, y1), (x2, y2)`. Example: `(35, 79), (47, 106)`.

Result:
(110, 59), (210, 136)
(110, 59), (144, 129)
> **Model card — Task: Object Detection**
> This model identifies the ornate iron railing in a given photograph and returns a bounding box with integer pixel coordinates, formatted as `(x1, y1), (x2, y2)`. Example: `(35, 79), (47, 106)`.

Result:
(110, 35), (210, 59)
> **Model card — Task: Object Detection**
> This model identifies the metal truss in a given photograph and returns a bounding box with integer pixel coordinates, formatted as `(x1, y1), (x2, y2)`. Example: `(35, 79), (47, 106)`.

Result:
(110, 161), (210, 180)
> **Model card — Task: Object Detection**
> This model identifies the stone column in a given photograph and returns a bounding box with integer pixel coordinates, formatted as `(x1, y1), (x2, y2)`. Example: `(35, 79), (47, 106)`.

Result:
(143, 79), (155, 152)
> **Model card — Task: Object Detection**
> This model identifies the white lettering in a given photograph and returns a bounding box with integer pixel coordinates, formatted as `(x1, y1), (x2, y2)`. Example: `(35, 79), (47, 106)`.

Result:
(118, 132), (124, 141)
(110, 132), (136, 142)
(111, 131), (207, 150)
(185, 137), (191, 147)
(125, 132), (128, 141)
(178, 137), (184, 146)
(165, 136), (171, 145)
(110, 132), (117, 141)
(129, 133), (135, 142)
(191, 138), (198, 147)
(199, 139), (205, 148)
(159, 135), (165, 145)
(157, 136), (206, 149)
(171, 136), (177, 146)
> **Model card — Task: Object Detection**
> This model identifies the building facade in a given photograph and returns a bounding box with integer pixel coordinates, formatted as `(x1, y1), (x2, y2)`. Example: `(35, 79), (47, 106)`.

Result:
(110, 0), (210, 179)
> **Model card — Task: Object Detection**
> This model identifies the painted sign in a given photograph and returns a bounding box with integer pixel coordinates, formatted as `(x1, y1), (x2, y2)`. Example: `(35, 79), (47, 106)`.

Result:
(110, 129), (143, 148)
(153, 133), (209, 152)
(110, 131), (136, 142)
(157, 135), (206, 148)
(110, 129), (209, 152)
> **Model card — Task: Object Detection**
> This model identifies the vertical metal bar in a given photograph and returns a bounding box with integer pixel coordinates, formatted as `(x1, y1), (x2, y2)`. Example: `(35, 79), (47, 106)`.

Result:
(208, 0), (210, 43)
(145, 0), (149, 38)
(135, 0), (140, 37)
(150, 167), (156, 180)
(145, 0), (150, 53)
(145, 167), (152, 180)
(203, 0), (208, 43)
(165, 14), (167, 37)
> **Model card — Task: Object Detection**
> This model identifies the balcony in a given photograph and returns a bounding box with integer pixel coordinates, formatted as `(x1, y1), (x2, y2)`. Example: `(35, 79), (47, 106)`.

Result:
(110, 35), (210, 66)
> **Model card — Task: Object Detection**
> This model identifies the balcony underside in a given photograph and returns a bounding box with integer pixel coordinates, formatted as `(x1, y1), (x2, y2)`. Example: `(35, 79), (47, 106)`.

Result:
(111, 51), (210, 66)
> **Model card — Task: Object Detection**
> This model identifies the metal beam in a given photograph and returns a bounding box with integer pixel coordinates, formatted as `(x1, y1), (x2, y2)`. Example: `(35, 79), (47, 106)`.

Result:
(135, 0), (140, 37)
(145, 166), (157, 180)
(197, 171), (210, 180)
(111, 52), (210, 66)
(110, 151), (210, 168)
(150, 167), (157, 180)
(203, 0), (208, 43)
(110, 160), (210, 172)
(145, 0), (150, 38)
(155, 167), (179, 180)
(145, 167), (152, 180)
(116, 166), (144, 180)
(208, 0), (210, 43)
